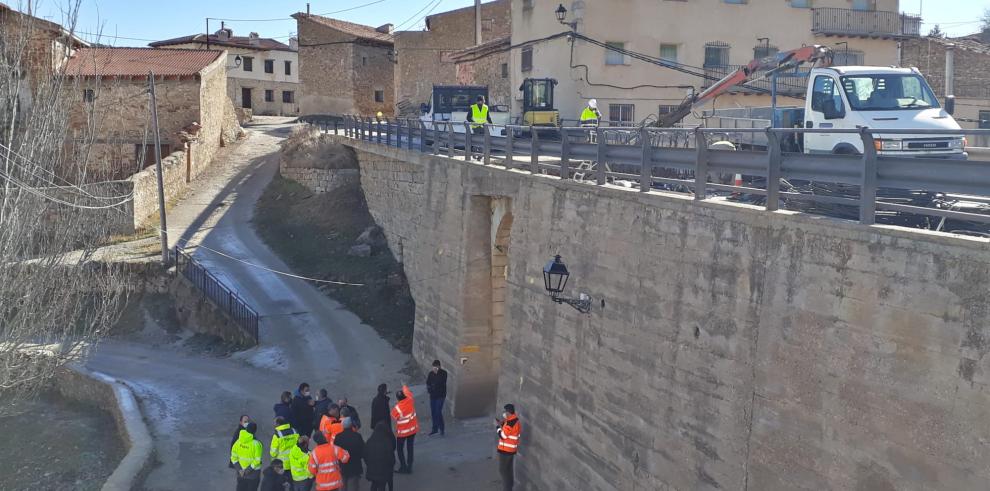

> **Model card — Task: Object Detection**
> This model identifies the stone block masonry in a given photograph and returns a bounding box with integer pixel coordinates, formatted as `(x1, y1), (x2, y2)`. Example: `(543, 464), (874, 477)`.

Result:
(281, 167), (359, 194)
(335, 136), (990, 490)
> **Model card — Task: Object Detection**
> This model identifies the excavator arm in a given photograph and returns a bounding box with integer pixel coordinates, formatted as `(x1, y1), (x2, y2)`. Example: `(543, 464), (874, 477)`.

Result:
(657, 44), (834, 128)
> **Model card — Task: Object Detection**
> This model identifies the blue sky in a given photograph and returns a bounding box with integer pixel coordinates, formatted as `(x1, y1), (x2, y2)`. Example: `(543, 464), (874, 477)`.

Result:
(22, 0), (990, 46)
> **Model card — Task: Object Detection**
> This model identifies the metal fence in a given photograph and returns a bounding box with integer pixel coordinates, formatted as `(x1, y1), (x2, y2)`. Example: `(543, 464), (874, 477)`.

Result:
(175, 245), (260, 344)
(318, 116), (990, 234)
(812, 7), (921, 38)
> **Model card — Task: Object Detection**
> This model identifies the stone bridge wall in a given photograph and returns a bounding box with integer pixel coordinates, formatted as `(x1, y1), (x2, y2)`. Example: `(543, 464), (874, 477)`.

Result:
(335, 136), (990, 491)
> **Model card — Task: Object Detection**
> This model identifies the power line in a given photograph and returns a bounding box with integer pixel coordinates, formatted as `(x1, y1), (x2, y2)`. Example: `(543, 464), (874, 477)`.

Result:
(0, 143), (135, 201)
(206, 0), (388, 22)
(177, 239), (365, 286)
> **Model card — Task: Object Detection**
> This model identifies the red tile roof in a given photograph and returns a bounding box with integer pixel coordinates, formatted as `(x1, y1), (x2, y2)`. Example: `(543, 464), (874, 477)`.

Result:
(150, 33), (293, 52)
(65, 47), (223, 77)
(293, 13), (393, 44)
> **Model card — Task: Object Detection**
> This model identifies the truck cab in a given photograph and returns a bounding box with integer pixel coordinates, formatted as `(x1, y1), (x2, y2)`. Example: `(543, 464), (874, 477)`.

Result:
(804, 66), (966, 158)
(419, 85), (509, 137)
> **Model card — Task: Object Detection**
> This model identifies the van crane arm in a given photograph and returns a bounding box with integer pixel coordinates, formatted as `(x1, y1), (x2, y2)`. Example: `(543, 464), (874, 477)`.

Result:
(657, 45), (834, 127)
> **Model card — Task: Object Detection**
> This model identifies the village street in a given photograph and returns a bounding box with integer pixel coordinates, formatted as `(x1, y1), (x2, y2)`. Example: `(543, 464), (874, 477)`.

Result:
(86, 117), (501, 490)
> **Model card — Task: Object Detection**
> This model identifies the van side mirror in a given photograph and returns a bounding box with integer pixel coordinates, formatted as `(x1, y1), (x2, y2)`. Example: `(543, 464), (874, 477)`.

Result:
(944, 95), (955, 115)
(823, 100), (845, 120)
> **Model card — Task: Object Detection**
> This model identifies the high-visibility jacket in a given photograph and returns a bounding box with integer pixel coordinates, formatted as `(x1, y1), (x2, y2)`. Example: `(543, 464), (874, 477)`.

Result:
(391, 385), (419, 438)
(289, 444), (314, 482)
(319, 415), (344, 443)
(580, 106), (600, 125)
(469, 103), (490, 129)
(307, 442), (350, 491)
(270, 423), (299, 461)
(230, 429), (263, 470)
(497, 415), (521, 454)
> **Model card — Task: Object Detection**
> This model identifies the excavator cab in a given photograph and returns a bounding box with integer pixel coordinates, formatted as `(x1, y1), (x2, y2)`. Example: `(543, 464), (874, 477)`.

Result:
(520, 78), (559, 127)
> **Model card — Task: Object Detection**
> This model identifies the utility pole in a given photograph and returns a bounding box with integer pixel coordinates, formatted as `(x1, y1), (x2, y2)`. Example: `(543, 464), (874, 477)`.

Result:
(148, 71), (170, 266)
(206, 19), (210, 50)
(475, 0), (482, 45)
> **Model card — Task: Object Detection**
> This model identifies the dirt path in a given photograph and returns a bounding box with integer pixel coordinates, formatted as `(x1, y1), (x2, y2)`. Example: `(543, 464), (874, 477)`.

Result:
(88, 117), (500, 490)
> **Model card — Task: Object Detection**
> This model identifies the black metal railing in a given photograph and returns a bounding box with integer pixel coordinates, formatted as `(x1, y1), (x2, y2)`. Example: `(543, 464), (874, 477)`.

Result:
(812, 7), (921, 38)
(175, 245), (259, 344)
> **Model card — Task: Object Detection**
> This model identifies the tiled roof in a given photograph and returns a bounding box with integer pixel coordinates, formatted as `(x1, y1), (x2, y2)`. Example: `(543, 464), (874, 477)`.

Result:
(65, 47), (223, 77)
(0, 2), (90, 47)
(150, 33), (294, 52)
(293, 13), (393, 44)
(927, 35), (990, 56)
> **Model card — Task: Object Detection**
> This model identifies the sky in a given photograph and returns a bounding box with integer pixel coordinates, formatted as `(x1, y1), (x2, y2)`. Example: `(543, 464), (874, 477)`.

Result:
(19, 0), (990, 47)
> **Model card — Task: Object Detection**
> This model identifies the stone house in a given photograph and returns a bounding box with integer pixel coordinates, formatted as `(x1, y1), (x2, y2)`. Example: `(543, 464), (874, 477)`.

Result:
(292, 13), (395, 117)
(900, 36), (990, 136)
(150, 26), (300, 117)
(64, 47), (240, 181)
(393, 0), (510, 115)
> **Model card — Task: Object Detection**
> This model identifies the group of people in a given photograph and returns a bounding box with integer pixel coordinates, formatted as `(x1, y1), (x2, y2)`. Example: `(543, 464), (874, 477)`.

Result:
(228, 360), (522, 491)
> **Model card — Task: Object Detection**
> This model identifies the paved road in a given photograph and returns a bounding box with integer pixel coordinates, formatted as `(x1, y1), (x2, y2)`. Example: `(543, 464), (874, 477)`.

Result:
(88, 118), (501, 490)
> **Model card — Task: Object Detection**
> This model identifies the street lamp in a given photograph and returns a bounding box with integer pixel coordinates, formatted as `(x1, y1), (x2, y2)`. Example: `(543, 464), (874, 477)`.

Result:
(543, 255), (592, 314)
(233, 55), (243, 68)
(555, 4), (577, 30)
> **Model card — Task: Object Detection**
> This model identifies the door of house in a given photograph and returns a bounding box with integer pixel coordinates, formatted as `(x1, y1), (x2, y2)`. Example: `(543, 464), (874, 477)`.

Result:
(241, 88), (252, 109)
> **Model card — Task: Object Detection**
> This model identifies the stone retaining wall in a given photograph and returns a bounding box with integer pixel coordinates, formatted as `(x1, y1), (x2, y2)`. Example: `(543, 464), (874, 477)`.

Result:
(281, 167), (359, 194)
(339, 136), (990, 491)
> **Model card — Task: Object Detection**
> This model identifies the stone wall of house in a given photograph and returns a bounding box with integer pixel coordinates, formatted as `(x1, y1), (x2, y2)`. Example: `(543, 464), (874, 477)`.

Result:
(338, 136), (990, 491)
(226, 77), (301, 116)
(296, 16), (356, 116)
(352, 42), (395, 117)
(129, 149), (188, 230)
(195, 56), (242, 177)
(455, 50), (511, 108)
(393, 0), (510, 115)
(282, 167), (360, 194)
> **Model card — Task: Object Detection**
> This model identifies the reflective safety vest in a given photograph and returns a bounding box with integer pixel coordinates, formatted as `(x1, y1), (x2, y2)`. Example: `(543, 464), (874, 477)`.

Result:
(580, 106), (600, 125)
(231, 429), (263, 470)
(319, 415), (344, 443)
(470, 103), (490, 129)
(308, 442), (350, 491)
(270, 423), (299, 461)
(497, 415), (521, 454)
(391, 385), (419, 438)
(289, 444), (314, 482)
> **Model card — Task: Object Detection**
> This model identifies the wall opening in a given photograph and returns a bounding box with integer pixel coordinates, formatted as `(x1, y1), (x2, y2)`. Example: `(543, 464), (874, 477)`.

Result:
(454, 196), (512, 418)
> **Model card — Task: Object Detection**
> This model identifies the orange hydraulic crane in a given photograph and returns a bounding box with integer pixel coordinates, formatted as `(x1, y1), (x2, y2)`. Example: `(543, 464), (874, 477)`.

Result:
(657, 44), (834, 127)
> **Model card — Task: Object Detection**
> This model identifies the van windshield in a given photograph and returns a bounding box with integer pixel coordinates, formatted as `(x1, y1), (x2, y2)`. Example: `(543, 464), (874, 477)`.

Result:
(840, 74), (940, 111)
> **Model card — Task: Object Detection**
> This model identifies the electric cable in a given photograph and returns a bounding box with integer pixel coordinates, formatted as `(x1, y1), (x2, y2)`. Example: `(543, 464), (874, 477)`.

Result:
(176, 239), (365, 286)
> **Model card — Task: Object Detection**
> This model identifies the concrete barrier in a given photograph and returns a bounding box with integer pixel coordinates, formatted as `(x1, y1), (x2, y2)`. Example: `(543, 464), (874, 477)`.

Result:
(54, 363), (153, 491)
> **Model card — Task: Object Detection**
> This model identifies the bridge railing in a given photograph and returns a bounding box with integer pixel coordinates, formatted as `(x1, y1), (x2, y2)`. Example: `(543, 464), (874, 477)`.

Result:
(316, 116), (990, 235)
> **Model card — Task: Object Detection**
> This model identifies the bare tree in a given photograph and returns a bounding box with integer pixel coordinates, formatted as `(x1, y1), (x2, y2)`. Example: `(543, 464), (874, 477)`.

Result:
(0, 1), (127, 411)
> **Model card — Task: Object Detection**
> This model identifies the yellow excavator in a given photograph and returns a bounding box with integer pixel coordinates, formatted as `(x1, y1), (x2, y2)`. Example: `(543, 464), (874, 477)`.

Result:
(520, 78), (559, 128)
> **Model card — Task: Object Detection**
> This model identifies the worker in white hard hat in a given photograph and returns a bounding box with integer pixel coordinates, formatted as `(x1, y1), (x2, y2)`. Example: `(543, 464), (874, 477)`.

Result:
(580, 99), (602, 127)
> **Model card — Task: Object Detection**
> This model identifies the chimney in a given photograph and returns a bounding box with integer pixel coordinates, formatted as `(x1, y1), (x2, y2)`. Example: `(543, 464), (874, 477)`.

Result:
(289, 37), (299, 50)
(216, 23), (232, 41)
(249, 32), (260, 46)
(376, 24), (394, 34)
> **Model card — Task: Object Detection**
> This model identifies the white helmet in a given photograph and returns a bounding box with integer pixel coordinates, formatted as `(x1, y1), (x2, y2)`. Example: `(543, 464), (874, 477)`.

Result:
(588, 99), (598, 109)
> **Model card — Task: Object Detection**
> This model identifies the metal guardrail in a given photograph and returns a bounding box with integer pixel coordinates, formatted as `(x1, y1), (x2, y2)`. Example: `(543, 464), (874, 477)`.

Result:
(311, 116), (990, 233)
(174, 245), (260, 344)
(812, 7), (921, 38)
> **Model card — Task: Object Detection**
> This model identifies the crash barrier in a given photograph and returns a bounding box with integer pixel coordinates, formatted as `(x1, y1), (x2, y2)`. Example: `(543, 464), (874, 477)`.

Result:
(311, 116), (990, 236)
(174, 245), (260, 344)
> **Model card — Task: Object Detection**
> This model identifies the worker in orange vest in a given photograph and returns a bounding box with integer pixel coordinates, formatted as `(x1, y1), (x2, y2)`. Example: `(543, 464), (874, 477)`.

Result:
(391, 384), (419, 474)
(496, 404), (522, 491)
(319, 404), (344, 444)
(307, 430), (351, 491)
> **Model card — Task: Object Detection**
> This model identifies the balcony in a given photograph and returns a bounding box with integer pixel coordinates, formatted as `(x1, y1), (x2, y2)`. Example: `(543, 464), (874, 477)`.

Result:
(812, 7), (921, 39)
(702, 65), (807, 97)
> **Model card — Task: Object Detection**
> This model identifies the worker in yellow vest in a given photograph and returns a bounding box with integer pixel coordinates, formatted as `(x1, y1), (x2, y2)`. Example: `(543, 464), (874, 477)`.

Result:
(289, 435), (314, 490)
(231, 421), (264, 489)
(466, 95), (493, 161)
(580, 99), (602, 126)
(270, 416), (299, 463)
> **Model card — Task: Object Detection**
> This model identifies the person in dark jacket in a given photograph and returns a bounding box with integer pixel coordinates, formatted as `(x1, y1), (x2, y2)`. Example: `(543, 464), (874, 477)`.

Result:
(260, 459), (290, 491)
(364, 421), (395, 491)
(291, 383), (315, 437)
(370, 384), (390, 430)
(230, 414), (251, 468)
(338, 397), (361, 431)
(335, 417), (365, 491)
(426, 359), (448, 435)
(274, 392), (293, 423)
(312, 389), (332, 431)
